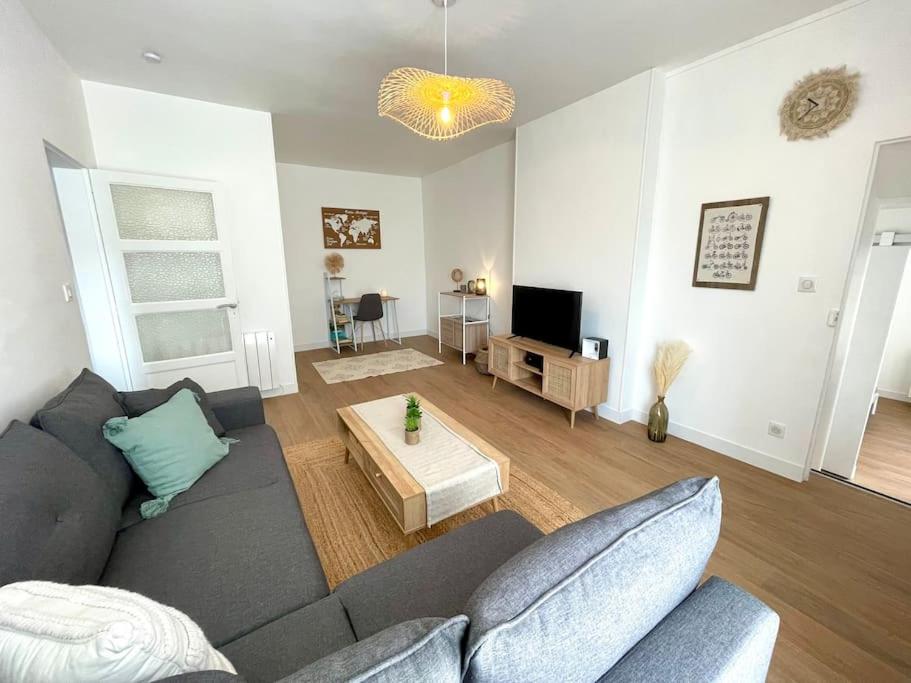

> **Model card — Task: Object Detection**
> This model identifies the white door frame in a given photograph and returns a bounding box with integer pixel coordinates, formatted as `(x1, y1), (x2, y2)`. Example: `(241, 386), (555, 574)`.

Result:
(91, 170), (246, 390)
(806, 136), (911, 477)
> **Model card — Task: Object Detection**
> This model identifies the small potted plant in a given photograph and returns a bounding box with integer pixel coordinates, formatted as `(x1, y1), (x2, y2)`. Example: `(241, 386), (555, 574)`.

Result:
(404, 394), (422, 445)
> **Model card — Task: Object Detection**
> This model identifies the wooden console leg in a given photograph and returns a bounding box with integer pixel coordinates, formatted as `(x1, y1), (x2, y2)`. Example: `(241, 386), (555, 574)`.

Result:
(492, 497), (500, 512)
(592, 405), (600, 421)
(492, 376), (498, 390)
(570, 410), (576, 429)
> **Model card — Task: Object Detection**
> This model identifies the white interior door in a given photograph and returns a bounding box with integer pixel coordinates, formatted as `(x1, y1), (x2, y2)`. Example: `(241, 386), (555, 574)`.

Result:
(90, 170), (246, 391)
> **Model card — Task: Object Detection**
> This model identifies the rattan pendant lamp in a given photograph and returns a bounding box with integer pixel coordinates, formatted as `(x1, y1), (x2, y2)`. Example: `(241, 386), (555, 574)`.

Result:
(377, 0), (515, 141)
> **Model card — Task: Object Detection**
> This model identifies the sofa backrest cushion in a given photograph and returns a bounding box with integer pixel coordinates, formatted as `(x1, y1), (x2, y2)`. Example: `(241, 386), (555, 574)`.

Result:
(120, 378), (225, 437)
(462, 477), (721, 683)
(0, 421), (119, 586)
(33, 368), (134, 507)
(280, 616), (467, 683)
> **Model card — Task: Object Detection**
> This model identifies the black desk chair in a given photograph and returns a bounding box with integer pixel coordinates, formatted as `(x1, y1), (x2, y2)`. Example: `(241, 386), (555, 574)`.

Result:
(354, 293), (387, 348)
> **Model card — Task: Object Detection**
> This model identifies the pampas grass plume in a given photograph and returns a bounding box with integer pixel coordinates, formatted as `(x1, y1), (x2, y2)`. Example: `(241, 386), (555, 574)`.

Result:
(654, 340), (692, 397)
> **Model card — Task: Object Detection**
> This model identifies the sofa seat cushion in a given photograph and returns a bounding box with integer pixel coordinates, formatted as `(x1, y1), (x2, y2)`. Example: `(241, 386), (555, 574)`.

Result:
(33, 369), (134, 506)
(462, 477), (722, 683)
(335, 510), (543, 640)
(219, 595), (356, 683)
(118, 425), (289, 530)
(0, 421), (119, 586)
(100, 479), (329, 647)
(281, 616), (467, 683)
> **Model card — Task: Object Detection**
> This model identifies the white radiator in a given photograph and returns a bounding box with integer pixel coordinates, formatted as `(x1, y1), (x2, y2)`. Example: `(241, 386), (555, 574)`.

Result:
(243, 330), (277, 391)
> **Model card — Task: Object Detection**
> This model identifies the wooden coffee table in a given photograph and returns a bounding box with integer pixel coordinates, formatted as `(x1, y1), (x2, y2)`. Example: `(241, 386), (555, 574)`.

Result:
(337, 394), (510, 534)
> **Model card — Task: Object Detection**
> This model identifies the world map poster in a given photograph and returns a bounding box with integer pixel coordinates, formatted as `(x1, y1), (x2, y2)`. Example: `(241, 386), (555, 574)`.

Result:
(322, 207), (382, 249)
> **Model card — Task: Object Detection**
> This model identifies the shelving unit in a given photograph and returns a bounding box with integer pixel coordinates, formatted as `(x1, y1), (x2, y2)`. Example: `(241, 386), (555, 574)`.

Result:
(324, 273), (355, 353)
(437, 292), (490, 365)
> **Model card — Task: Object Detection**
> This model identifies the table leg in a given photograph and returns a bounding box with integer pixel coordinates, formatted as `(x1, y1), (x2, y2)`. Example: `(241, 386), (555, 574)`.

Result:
(492, 376), (498, 390)
(492, 497), (500, 512)
(347, 304), (357, 352)
(570, 410), (576, 429)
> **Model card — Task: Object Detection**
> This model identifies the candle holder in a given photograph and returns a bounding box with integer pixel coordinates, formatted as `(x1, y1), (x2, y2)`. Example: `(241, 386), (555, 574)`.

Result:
(475, 278), (487, 295)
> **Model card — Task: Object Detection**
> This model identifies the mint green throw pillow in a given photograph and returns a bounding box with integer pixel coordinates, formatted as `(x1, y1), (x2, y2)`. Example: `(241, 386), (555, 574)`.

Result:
(102, 388), (236, 519)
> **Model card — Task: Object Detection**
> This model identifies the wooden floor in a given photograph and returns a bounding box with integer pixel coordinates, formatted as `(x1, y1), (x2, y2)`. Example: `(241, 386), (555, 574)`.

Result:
(264, 336), (911, 682)
(854, 398), (911, 504)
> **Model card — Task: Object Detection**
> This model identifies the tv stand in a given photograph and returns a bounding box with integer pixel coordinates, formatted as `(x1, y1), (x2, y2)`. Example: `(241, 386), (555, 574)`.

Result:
(487, 335), (610, 428)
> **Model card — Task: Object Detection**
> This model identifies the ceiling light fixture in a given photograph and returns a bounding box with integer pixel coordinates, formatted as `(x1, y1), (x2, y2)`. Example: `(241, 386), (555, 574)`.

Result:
(142, 51), (162, 64)
(377, 0), (515, 141)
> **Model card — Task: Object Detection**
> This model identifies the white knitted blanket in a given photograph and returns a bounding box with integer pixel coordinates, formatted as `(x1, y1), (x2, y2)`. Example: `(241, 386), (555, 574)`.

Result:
(351, 395), (502, 525)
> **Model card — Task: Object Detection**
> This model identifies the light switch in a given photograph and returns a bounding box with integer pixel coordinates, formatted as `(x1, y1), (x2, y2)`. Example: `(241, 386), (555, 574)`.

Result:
(797, 276), (817, 293)
(62, 283), (75, 303)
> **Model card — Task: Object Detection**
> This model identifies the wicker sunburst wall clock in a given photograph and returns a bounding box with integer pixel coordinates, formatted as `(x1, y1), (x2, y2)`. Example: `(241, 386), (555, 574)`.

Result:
(779, 66), (860, 141)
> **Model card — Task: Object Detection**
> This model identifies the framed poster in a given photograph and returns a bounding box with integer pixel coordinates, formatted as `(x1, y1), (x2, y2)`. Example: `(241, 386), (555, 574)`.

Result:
(692, 197), (769, 290)
(322, 207), (381, 249)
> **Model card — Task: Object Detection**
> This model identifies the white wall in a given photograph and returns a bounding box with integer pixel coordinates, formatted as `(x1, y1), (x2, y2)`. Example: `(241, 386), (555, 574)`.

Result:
(513, 70), (661, 419)
(422, 142), (516, 336)
(634, 0), (911, 479)
(0, 0), (96, 426)
(276, 163), (427, 348)
(81, 82), (298, 394)
(879, 250), (911, 400)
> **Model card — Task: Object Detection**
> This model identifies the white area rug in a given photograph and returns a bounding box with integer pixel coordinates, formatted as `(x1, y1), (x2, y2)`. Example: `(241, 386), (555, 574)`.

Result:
(312, 348), (443, 384)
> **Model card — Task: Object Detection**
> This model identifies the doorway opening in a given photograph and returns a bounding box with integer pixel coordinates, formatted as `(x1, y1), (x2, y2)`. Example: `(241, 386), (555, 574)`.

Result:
(815, 139), (911, 505)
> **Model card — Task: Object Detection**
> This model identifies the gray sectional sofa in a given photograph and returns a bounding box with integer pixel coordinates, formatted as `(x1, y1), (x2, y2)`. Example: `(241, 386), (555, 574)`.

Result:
(0, 370), (780, 681)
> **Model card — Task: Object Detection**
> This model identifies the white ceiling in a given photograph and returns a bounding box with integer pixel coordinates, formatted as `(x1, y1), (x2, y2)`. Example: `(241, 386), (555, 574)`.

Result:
(22, 0), (844, 177)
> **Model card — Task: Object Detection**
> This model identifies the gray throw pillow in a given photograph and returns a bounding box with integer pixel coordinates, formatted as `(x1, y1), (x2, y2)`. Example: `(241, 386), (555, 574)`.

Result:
(0, 421), (120, 586)
(120, 378), (226, 437)
(34, 369), (134, 507)
(462, 477), (722, 683)
(281, 616), (467, 683)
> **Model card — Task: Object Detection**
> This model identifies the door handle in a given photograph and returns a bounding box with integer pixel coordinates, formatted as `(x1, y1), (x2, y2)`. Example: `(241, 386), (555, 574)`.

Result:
(216, 302), (238, 310)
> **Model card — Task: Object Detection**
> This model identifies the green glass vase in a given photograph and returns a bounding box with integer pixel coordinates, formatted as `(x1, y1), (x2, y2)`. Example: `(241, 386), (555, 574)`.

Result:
(647, 396), (669, 443)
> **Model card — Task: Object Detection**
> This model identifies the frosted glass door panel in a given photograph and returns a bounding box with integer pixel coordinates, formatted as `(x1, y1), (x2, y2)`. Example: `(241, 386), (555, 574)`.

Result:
(110, 185), (217, 241)
(136, 309), (232, 362)
(124, 252), (226, 303)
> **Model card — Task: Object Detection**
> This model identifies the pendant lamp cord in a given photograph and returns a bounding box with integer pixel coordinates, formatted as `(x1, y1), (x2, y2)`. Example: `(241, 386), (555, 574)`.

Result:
(443, 0), (448, 75)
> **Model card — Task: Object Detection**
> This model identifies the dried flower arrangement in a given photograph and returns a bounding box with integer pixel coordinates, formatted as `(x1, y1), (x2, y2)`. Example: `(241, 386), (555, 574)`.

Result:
(648, 341), (692, 443)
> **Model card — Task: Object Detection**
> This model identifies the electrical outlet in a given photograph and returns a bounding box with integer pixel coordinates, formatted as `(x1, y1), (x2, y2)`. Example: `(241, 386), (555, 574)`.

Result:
(768, 421), (786, 439)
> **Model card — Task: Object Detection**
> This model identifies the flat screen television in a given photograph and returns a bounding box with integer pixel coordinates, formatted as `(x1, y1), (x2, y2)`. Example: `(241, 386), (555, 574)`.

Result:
(511, 285), (583, 352)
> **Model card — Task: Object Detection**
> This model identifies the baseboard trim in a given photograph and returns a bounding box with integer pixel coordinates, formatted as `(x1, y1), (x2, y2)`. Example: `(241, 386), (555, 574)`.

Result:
(876, 389), (911, 403)
(294, 330), (429, 352)
(261, 382), (298, 398)
(601, 406), (804, 482)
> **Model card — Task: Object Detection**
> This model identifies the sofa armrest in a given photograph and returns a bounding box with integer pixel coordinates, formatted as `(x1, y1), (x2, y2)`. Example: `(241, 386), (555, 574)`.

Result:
(207, 387), (265, 431)
(601, 576), (779, 683)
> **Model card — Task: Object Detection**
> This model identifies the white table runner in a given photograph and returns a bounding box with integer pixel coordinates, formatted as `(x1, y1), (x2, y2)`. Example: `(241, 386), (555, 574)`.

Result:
(351, 395), (502, 525)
